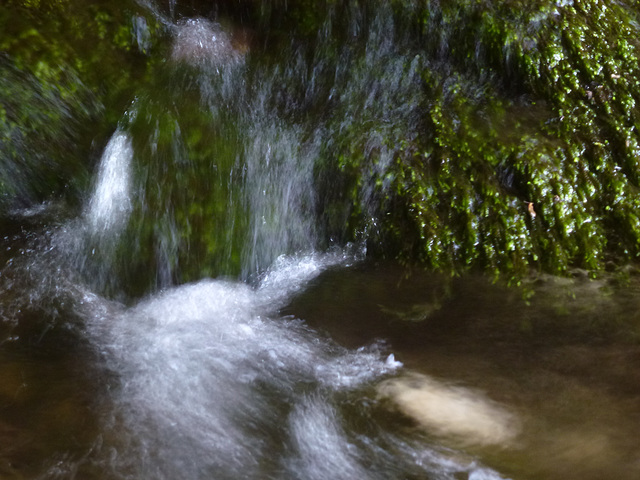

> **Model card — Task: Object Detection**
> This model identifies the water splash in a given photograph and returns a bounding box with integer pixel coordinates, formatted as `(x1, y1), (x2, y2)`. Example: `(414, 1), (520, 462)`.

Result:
(171, 18), (243, 68)
(78, 253), (392, 478)
(74, 252), (512, 480)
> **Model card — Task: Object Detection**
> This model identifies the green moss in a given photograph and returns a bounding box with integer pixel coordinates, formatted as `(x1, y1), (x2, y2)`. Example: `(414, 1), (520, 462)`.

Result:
(0, 0), (159, 212)
(4, 0), (640, 292)
(364, 0), (640, 281)
(254, 0), (640, 281)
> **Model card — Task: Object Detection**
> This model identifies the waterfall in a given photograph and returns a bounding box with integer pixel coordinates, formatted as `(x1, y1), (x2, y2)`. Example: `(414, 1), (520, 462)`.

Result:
(242, 123), (319, 277)
(85, 131), (133, 237)
(0, 3), (518, 480)
(105, 1), (428, 287)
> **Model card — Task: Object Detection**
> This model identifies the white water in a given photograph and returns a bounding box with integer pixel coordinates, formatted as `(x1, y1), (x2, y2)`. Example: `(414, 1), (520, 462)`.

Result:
(242, 124), (319, 277)
(71, 251), (514, 480)
(1, 6), (517, 480)
(63, 9), (514, 478)
(171, 18), (243, 68)
(85, 131), (133, 237)
(79, 255), (381, 477)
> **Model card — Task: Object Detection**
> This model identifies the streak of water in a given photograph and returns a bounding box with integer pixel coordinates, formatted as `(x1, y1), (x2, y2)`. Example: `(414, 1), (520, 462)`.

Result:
(85, 132), (133, 237)
(109, 1), (428, 284)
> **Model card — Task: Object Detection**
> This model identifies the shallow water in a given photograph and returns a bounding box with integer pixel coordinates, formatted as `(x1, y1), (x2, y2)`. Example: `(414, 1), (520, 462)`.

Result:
(285, 263), (640, 480)
(2, 255), (640, 479)
(0, 251), (501, 480)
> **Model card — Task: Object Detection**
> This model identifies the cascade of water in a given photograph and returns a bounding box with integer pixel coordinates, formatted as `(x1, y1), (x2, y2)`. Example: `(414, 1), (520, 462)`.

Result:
(74, 251), (512, 480)
(69, 2), (423, 289)
(94, 0), (427, 288)
(85, 131), (133, 237)
(0, 3), (518, 479)
(119, 14), (324, 283)
(241, 122), (319, 278)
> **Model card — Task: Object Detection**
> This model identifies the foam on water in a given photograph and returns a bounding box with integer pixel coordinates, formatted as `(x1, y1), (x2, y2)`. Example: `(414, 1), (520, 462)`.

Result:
(285, 395), (370, 480)
(12, 4), (515, 478)
(79, 253), (385, 477)
(72, 252), (514, 479)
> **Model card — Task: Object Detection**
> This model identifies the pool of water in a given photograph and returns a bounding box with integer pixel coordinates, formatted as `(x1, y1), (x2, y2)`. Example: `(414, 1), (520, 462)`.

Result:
(2, 253), (640, 479)
(285, 263), (640, 480)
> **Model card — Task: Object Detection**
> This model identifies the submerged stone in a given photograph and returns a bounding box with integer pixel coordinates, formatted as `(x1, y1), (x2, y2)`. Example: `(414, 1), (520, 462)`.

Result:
(378, 373), (520, 447)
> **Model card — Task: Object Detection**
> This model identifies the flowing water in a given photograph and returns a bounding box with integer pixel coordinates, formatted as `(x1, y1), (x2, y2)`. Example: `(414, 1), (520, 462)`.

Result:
(2, 1), (640, 479)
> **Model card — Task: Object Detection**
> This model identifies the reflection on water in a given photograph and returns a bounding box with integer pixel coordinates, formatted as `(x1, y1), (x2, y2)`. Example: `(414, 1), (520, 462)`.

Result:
(286, 263), (640, 480)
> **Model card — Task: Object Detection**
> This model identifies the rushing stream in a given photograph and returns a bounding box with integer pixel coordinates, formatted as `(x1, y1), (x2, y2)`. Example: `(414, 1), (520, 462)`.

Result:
(2, 1), (640, 479)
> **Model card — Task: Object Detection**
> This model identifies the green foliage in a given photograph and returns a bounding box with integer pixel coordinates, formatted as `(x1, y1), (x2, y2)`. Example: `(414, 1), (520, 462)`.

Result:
(4, 0), (640, 291)
(376, 0), (640, 280)
(245, 0), (640, 281)
(0, 56), (100, 209)
(0, 0), (159, 211)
